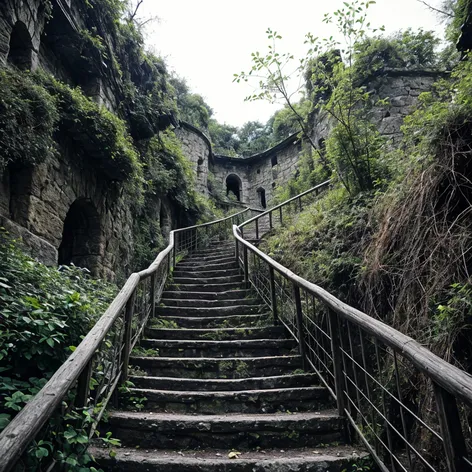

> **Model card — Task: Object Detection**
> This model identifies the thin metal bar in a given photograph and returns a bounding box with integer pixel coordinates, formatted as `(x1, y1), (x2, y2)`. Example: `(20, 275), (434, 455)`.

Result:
(394, 351), (413, 469)
(293, 283), (308, 370)
(433, 383), (470, 472)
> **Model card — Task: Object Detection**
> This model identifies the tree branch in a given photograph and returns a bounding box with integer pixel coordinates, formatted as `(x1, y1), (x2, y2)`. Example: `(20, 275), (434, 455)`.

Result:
(129, 0), (144, 22)
(416, 0), (454, 18)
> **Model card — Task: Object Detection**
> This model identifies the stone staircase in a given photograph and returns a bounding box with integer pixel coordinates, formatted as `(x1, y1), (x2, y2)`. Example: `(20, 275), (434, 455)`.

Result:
(93, 241), (364, 471)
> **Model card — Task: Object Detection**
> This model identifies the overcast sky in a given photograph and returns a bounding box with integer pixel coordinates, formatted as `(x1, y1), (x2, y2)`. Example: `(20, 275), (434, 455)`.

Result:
(137, 0), (447, 127)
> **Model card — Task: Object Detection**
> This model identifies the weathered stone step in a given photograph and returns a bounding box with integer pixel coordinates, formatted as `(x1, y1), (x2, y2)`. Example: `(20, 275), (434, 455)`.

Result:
(167, 282), (245, 293)
(157, 304), (266, 318)
(144, 326), (286, 341)
(183, 254), (237, 264)
(92, 446), (364, 472)
(173, 268), (241, 278)
(106, 411), (344, 449)
(161, 289), (253, 300)
(130, 373), (319, 392)
(159, 298), (261, 308)
(156, 313), (271, 329)
(176, 261), (238, 271)
(139, 338), (297, 358)
(188, 247), (235, 257)
(129, 355), (302, 378)
(173, 275), (243, 285)
(131, 386), (331, 414)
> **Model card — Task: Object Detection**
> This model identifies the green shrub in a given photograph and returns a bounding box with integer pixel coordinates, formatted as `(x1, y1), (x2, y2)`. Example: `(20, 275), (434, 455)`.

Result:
(0, 69), (58, 170)
(34, 71), (141, 181)
(0, 231), (116, 431)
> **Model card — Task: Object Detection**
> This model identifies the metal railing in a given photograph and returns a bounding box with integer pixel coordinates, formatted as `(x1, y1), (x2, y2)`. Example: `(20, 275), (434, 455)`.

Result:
(0, 207), (255, 472)
(234, 209), (472, 472)
(238, 179), (331, 241)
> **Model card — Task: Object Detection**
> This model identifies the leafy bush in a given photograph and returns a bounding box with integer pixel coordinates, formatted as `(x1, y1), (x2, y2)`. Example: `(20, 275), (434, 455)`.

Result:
(0, 231), (116, 431)
(35, 71), (141, 181)
(0, 69), (58, 170)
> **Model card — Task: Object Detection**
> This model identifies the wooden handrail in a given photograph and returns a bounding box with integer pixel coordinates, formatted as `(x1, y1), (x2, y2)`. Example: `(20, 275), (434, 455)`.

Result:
(0, 207), (252, 472)
(233, 225), (472, 406)
(239, 180), (331, 229)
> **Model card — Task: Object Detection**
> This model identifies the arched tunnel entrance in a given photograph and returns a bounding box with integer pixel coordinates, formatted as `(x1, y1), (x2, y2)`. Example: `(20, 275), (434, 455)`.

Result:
(7, 21), (33, 70)
(226, 174), (242, 202)
(58, 198), (102, 272)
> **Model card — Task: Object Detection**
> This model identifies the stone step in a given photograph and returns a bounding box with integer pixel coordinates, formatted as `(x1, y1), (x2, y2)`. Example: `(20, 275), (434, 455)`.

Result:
(173, 275), (243, 285)
(166, 282), (245, 293)
(188, 247), (235, 257)
(130, 373), (319, 392)
(154, 313), (271, 329)
(159, 298), (260, 308)
(161, 289), (253, 300)
(92, 446), (364, 472)
(139, 338), (298, 358)
(130, 386), (331, 414)
(105, 411), (344, 450)
(144, 326), (286, 341)
(173, 268), (241, 278)
(183, 254), (237, 264)
(156, 304), (266, 318)
(176, 261), (239, 271)
(129, 355), (303, 378)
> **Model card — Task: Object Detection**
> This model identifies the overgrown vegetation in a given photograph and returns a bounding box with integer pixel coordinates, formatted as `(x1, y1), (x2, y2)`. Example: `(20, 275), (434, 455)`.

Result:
(0, 231), (117, 469)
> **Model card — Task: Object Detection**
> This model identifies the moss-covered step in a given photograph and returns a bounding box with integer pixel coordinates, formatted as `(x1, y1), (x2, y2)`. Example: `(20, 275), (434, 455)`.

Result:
(130, 386), (332, 414)
(129, 355), (302, 378)
(129, 373), (319, 392)
(144, 326), (286, 341)
(105, 411), (345, 449)
(139, 338), (297, 358)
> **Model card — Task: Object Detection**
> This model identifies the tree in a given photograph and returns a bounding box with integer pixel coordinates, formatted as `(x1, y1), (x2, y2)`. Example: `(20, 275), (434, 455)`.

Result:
(234, 0), (387, 195)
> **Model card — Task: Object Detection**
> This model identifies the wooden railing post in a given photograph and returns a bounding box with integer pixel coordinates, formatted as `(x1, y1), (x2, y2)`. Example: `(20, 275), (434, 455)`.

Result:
(269, 266), (278, 325)
(150, 273), (156, 319)
(269, 211), (273, 230)
(173, 233), (178, 269)
(235, 239), (239, 264)
(121, 290), (136, 385)
(255, 219), (259, 240)
(298, 197), (302, 212)
(293, 283), (308, 370)
(243, 245), (249, 289)
(279, 206), (283, 225)
(329, 309), (346, 417)
(76, 359), (93, 408)
(433, 383), (468, 472)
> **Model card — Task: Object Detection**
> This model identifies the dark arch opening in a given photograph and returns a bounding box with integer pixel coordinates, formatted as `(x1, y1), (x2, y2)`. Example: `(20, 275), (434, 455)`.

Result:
(8, 21), (33, 70)
(257, 187), (267, 209)
(226, 174), (242, 202)
(58, 198), (102, 272)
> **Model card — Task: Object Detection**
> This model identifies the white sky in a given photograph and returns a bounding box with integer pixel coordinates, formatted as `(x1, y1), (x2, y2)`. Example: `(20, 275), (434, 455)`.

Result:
(138, 0), (447, 127)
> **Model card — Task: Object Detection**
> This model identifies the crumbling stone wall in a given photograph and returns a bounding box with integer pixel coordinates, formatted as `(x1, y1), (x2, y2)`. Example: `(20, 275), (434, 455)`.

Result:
(175, 122), (211, 196)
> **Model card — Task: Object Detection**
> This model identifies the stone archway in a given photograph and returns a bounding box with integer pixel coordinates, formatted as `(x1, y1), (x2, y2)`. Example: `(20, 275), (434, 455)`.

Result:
(226, 174), (243, 202)
(58, 198), (102, 272)
(257, 187), (267, 209)
(7, 21), (33, 70)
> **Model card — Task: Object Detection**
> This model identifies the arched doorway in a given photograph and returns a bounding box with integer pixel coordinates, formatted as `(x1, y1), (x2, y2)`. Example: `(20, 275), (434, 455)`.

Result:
(226, 174), (242, 202)
(58, 198), (102, 272)
(7, 22), (33, 70)
(257, 187), (267, 209)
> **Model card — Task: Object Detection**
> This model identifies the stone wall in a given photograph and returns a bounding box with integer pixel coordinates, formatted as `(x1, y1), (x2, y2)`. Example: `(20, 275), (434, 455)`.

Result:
(0, 0), (186, 279)
(213, 135), (304, 209)
(175, 122), (211, 196)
